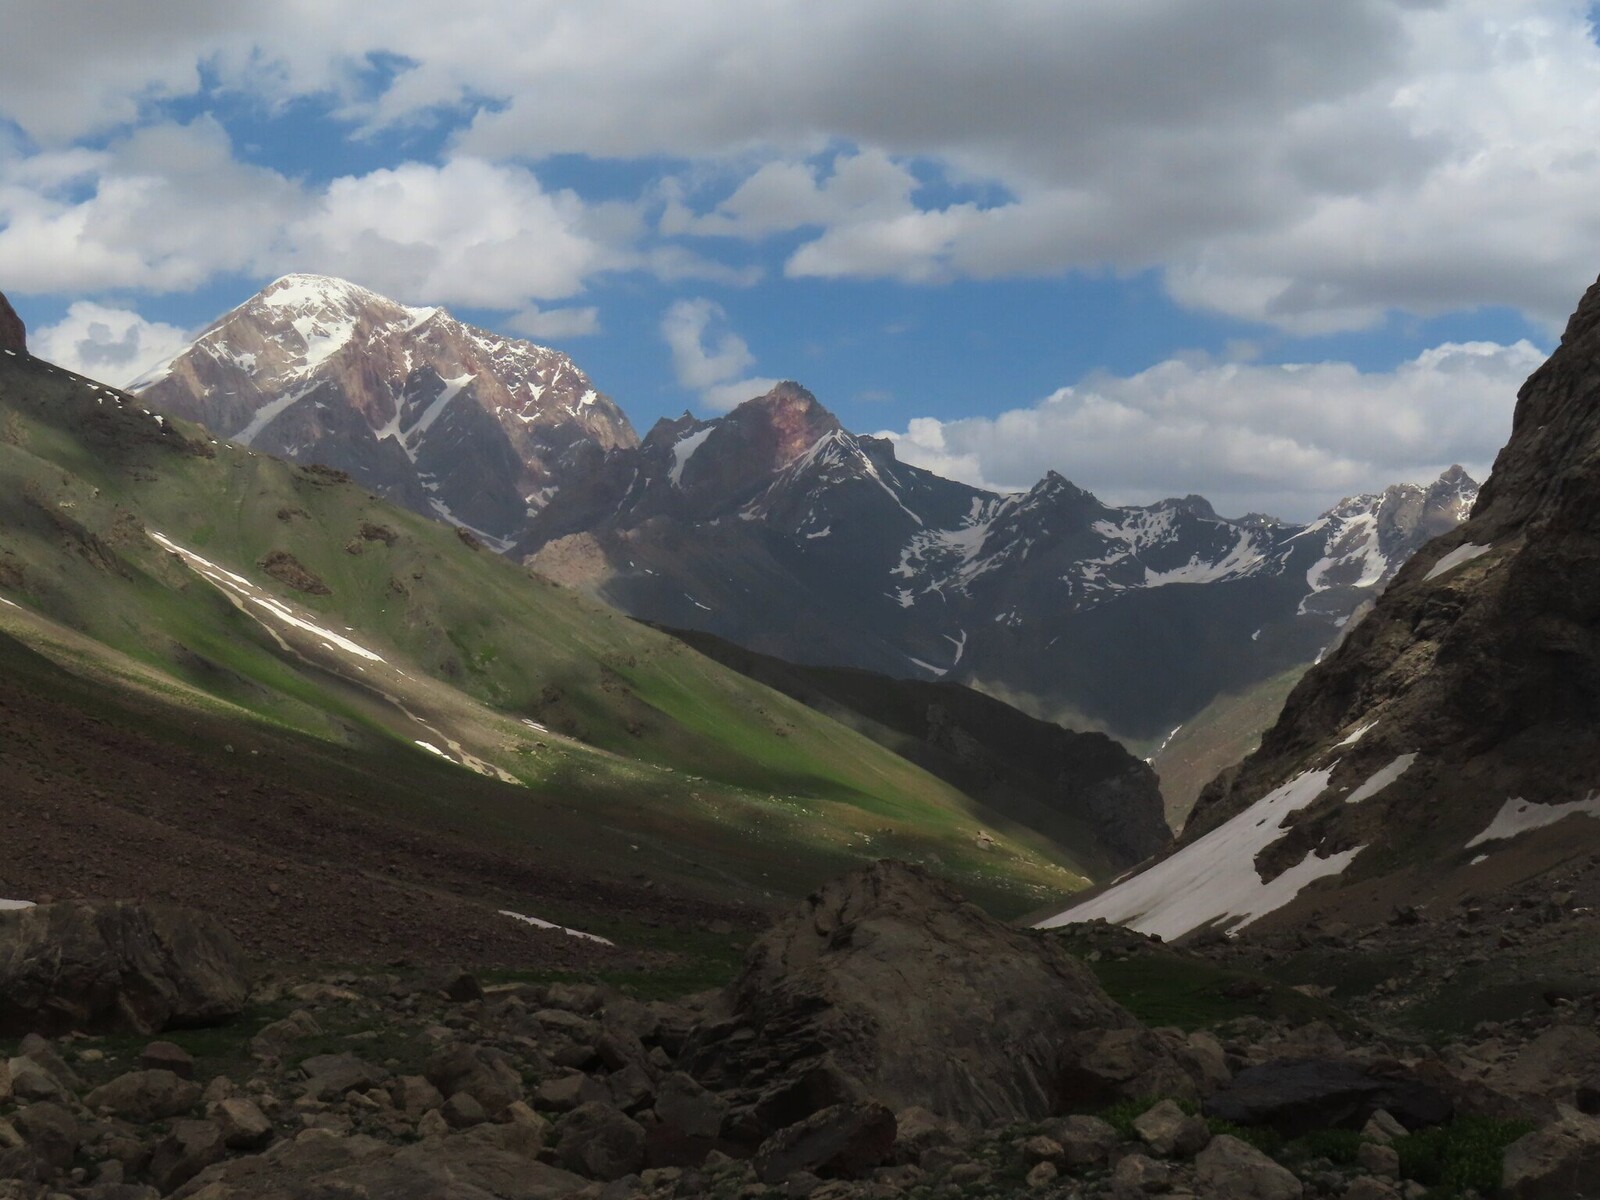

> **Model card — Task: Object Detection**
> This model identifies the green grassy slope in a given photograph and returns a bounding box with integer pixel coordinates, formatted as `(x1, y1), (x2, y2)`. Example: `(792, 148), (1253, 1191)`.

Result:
(0, 352), (1087, 916)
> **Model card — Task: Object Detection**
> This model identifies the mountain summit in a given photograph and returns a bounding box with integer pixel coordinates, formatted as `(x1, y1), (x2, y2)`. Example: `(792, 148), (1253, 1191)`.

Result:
(523, 380), (1475, 748)
(134, 274), (636, 543)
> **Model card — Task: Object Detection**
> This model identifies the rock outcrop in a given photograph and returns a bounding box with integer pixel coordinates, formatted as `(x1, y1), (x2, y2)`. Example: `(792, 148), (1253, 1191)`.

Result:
(0, 290), (24, 354)
(1053, 269), (1600, 943)
(0, 901), (250, 1035)
(683, 860), (1187, 1132)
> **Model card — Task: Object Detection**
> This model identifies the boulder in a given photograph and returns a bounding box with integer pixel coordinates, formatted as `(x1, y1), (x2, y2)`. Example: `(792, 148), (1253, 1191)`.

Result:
(423, 1043), (523, 1116)
(654, 1072), (728, 1139)
(0, 901), (249, 1036)
(0, 290), (23, 355)
(5, 1056), (68, 1103)
(1195, 1133), (1303, 1200)
(149, 1119), (226, 1193)
(753, 1102), (896, 1185)
(555, 1101), (647, 1181)
(12, 1102), (79, 1171)
(138, 1040), (195, 1079)
(1133, 1098), (1211, 1159)
(1203, 1058), (1452, 1136)
(249, 1008), (321, 1057)
(1040, 1114), (1120, 1168)
(1060, 1026), (1207, 1105)
(299, 1052), (386, 1101)
(84, 1069), (202, 1121)
(1502, 1112), (1600, 1199)
(212, 1097), (273, 1150)
(683, 861), (1152, 1132)
(1110, 1152), (1170, 1198)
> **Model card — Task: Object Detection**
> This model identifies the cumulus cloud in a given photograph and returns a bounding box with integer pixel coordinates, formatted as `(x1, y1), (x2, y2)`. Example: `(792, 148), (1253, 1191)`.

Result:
(31, 302), (191, 386)
(661, 298), (780, 412)
(880, 340), (1548, 520)
(5, 2), (1600, 332)
(506, 304), (600, 340)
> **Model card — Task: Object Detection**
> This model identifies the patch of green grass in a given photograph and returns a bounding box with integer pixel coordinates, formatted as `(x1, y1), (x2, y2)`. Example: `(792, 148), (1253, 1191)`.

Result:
(1078, 949), (1350, 1032)
(1395, 1116), (1536, 1198)
(1289, 1127), (1363, 1165)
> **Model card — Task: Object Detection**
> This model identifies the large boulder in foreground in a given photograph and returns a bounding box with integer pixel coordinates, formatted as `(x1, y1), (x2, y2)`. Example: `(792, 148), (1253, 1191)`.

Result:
(0, 902), (250, 1035)
(0, 290), (23, 354)
(685, 860), (1162, 1132)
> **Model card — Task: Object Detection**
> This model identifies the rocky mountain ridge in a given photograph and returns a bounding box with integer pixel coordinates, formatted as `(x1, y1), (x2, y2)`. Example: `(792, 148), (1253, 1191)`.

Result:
(527, 381), (1475, 748)
(1040, 269), (1600, 960)
(133, 275), (637, 546)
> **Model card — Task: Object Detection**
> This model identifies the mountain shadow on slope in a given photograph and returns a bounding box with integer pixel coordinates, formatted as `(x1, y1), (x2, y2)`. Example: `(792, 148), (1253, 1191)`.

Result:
(651, 623), (1171, 874)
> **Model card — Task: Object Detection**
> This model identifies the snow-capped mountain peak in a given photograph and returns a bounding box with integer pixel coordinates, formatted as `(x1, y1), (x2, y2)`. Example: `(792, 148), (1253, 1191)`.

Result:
(133, 275), (637, 541)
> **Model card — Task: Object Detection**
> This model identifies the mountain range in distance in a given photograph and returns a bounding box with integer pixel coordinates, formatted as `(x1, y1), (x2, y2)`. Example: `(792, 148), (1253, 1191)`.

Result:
(133, 274), (1477, 818)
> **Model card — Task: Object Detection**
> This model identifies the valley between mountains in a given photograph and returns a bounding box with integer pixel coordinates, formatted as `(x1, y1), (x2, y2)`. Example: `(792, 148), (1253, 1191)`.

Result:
(10, 271), (1600, 1199)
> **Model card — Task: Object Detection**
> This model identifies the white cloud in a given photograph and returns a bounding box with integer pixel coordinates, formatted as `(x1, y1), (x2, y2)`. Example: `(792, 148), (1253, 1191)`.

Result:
(282, 157), (610, 307)
(31, 302), (191, 386)
(4, 2), (1600, 332)
(506, 304), (600, 340)
(881, 340), (1547, 520)
(660, 297), (780, 412)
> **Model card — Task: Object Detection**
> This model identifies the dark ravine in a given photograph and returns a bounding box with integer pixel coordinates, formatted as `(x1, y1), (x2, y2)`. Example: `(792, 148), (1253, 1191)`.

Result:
(653, 624), (1171, 870)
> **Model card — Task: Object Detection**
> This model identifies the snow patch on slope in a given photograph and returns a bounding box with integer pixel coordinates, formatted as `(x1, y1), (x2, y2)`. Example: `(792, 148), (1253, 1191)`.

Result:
(1466, 793), (1600, 848)
(1424, 542), (1492, 582)
(1037, 766), (1360, 940)
(1345, 753), (1416, 804)
(670, 427), (714, 487)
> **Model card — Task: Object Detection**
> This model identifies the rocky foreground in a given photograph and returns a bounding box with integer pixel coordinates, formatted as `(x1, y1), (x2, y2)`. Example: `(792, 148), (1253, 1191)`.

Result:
(2, 863), (1598, 1199)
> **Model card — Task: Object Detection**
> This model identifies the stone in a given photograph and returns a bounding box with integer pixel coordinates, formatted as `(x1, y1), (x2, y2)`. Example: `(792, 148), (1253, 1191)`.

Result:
(442, 1091), (488, 1128)
(607, 1062), (656, 1113)
(392, 1074), (444, 1119)
(684, 861), (1151, 1132)
(536, 1071), (608, 1112)
(213, 1097), (274, 1150)
(299, 1052), (387, 1100)
(138, 1041), (195, 1078)
(1356, 1141), (1399, 1178)
(1040, 1114), (1120, 1167)
(753, 1102), (896, 1185)
(1195, 1134), (1303, 1200)
(555, 1102), (647, 1182)
(500, 1101), (552, 1159)
(5, 1057), (68, 1103)
(1025, 1159), (1058, 1189)
(1019, 1134), (1063, 1164)
(12, 1103), (79, 1172)
(654, 1072), (728, 1139)
(423, 1043), (523, 1116)
(0, 290), (24, 354)
(416, 1109), (449, 1139)
(1203, 1059), (1452, 1137)
(149, 1120), (226, 1192)
(84, 1070), (203, 1121)
(1059, 1026), (1204, 1105)
(891, 1106), (963, 1162)
(0, 902), (249, 1036)
(1110, 1152), (1169, 1198)
(250, 1009), (322, 1057)
(1360, 1109), (1408, 1144)
(444, 971), (484, 1002)
(1343, 1179), (1402, 1200)
(1133, 1098), (1211, 1159)
(1502, 1112), (1600, 1199)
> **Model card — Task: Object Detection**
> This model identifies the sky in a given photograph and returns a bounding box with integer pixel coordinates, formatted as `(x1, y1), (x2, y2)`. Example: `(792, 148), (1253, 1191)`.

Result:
(2, 1), (1598, 519)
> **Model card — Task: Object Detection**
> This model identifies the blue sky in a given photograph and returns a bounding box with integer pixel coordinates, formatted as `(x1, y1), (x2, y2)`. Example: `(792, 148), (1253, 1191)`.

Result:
(2, 2), (1596, 518)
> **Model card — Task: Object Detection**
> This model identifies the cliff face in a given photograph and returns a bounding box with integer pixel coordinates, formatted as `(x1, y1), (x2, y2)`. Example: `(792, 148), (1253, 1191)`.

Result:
(0, 290), (25, 354)
(1044, 272), (1600, 941)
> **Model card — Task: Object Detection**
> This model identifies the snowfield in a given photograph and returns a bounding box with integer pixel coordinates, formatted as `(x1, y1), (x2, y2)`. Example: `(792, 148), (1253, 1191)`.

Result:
(1037, 767), (1364, 940)
(1466, 793), (1600, 848)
